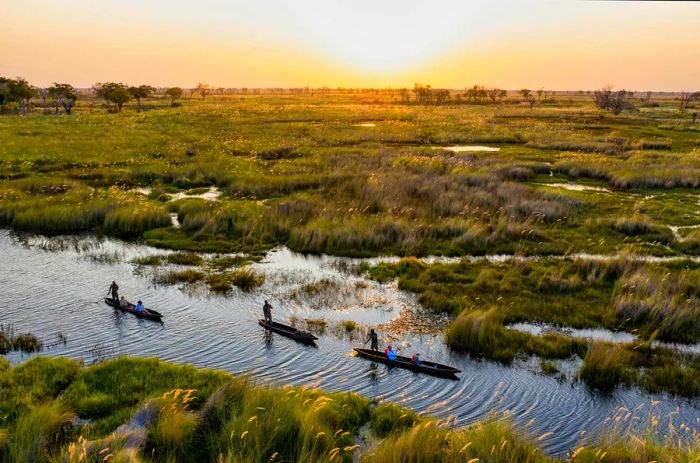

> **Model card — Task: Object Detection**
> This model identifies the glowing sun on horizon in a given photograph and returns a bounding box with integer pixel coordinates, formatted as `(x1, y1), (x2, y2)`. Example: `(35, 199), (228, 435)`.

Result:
(282, 1), (475, 72)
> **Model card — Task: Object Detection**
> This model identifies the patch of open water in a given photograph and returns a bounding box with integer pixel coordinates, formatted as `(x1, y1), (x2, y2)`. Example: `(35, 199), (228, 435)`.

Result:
(133, 186), (221, 202)
(536, 183), (612, 193)
(0, 231), (698, 455)
(434, 145), (501, 152)
(508, 322), (700, 354)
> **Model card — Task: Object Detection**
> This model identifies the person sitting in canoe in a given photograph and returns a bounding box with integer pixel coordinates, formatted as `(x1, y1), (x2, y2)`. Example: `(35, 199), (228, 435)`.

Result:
(386, 345), (397, 361)
(365, 328), (379, 351)
(119, 296), (128, 308)
(263, 300), (273, 324)
(412, 353), (421, 365)
(108, 281), (119, 303)
(134, 300), (145, 312)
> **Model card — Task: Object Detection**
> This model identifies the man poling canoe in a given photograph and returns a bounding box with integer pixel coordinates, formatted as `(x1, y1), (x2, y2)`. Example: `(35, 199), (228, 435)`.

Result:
(364, 328), (379, 351)
(108, 281), (119, 303)
(263, 300), (273, 324)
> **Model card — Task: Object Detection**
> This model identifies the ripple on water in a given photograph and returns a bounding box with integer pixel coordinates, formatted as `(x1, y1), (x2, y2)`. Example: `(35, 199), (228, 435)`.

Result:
(0, 230), (698, 456)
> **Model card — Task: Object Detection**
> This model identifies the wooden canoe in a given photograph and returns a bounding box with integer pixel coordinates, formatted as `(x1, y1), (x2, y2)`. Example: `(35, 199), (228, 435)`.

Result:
(258, 319), (317, 344)
(104, 298), (163, 321)
(353, 348), (460, 378)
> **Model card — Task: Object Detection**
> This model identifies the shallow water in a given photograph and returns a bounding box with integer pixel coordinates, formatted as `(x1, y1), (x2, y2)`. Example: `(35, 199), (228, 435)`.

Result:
(670, 224), (700, 242)
(537, 182), (611, 193)
(508, 322), (637, 343)
(435, 145), (501, 152)
(1, 230), (698, 455)
(133, 186), (222, 202)
(508, 322), (700, 354)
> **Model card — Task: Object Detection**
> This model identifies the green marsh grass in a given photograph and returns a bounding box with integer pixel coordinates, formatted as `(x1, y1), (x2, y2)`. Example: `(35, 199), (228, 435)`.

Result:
(157, 269), (206, 285)
(60, 356), (230, 436)
(165, 252), (204, 266)
(4, 93), (700, 258)
(579, 342), (635, 391)
(8, 402), (75, 463)
(341, 320), (357, 332)
(362, 418), (550, 463)
(0, 355), (698, 462)
(229, 268), (266, 292)
(370, 257), (698, 395)
(369, 403), (420, 438)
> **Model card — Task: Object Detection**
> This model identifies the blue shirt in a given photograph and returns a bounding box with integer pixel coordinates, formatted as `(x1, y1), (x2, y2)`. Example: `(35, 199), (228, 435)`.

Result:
(387, 348), (397, 361)
(135, 302), (144, 312)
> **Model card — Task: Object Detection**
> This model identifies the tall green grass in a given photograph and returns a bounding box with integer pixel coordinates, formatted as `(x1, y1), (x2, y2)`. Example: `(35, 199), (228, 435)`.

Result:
(579, 342), (635, 391)
(7, 402), (75, 462)
(362, 419), (550, 463)
(60, 356), (230, 436)
(1, 355), (699, 462)
(0, 356), (80, 428)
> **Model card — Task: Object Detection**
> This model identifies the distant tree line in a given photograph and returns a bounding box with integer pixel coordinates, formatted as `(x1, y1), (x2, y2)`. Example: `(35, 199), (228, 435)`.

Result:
(0, 77), (187, 114)
(400, 84), (536, 108)
(1, 76), (698, 117)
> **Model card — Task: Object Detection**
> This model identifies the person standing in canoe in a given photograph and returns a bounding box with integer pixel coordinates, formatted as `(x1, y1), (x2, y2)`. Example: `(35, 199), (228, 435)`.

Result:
(365, 328), (379, 351)
(263, 300), (273, 324)
(108, 281), (119, 303)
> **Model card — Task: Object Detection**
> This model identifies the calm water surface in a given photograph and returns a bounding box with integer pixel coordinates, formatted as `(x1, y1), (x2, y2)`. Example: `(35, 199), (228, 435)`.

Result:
(0, 230), (698, 455)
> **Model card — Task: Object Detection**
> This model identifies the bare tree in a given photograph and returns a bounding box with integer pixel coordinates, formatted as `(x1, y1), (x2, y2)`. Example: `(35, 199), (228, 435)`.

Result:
(526, 93), (536, 110)
(465, 85), (487, 102)
(196, 82), (211, 100)
(593, 86), (633, 115)
(488, 88), (507, 102)
(679, 91), (700, 111)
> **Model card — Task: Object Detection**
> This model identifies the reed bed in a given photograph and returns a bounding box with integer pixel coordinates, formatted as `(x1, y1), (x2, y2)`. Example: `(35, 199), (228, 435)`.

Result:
(0, 355), (699, 462)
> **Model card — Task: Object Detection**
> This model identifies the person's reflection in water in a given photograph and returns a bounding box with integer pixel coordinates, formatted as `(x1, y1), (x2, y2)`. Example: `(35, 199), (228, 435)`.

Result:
(263, 330), (273, 348)
(366, 362), (380, 383)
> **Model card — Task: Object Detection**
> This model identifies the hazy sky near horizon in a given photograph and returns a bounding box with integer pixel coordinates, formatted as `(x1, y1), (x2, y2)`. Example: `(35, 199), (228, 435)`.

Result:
(2, 0), (699, 90)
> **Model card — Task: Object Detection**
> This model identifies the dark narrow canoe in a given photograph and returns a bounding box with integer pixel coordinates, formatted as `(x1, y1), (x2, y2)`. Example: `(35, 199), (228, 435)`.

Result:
(104, 298), (163, 321)
(258, 319), (317, 344)
(353, 348), (461, 378)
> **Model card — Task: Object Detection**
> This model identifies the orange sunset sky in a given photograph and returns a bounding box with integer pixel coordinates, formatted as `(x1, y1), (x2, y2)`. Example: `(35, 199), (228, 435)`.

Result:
(2, 0), (699, 90)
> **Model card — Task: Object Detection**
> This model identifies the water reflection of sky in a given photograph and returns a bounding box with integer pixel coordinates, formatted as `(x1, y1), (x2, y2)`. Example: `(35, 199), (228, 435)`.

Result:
(1, 230), (698, 456)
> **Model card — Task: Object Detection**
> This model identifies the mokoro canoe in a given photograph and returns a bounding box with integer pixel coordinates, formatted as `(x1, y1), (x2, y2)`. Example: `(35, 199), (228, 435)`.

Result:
(104, 298), (163, 321)
(258, 319), (317, 344)
(353, 348), (461, 378)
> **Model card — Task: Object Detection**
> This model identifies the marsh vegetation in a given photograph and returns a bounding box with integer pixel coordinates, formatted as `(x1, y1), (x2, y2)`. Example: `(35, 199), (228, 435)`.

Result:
(2, 89), (700, 451)
(0, 356), (697, 462)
